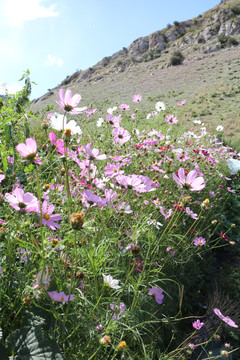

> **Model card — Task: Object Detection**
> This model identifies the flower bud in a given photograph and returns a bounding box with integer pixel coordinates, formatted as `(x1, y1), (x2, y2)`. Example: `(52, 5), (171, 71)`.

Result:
(63, 128), (72, 142)
(99, 335), (111, 346)
(41, 120), (49, 129)
(116, 341), (127, 351)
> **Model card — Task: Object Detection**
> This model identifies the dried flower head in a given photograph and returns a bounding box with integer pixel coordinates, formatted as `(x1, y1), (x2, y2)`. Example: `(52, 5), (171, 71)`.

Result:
(70, 211), (85, 229)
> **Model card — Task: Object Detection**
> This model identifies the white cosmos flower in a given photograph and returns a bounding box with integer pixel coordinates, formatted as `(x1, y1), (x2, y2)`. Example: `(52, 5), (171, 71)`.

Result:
(216, 125), (224, 132)
(50, 112), (65, 131)
(155, 101), (165, 112)
(97, 117), (104, 127)
(192, 120), (202, 125)
(146, 113), (152, 119)
(65, 120), (82, 135)
(107, 106), (117, 114)
(103, 274), (121, 289)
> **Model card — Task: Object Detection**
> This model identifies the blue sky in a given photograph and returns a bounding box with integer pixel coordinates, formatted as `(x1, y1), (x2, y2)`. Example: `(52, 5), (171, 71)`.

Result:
(0, 0), (220, 100)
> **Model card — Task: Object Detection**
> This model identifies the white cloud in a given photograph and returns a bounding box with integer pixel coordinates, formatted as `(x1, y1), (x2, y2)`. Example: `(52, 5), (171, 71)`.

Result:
(0, 82), (22, 95)
(3, 0), (59, 27)
(45, 54), (63, 67)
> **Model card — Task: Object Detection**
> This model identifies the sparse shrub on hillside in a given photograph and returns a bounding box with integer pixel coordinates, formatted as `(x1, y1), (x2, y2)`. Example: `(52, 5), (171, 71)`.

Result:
(231, 6), (240, 15)
(116, 59), (123, 66)
(173, 20), (180, 26)
(169, 50), (184, 66)
(198, 35), (206, 44)
(218, 34), (239, 48)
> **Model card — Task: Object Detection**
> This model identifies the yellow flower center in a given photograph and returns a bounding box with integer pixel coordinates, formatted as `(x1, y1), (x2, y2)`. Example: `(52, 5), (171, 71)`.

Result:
(43, 213), (50, 220)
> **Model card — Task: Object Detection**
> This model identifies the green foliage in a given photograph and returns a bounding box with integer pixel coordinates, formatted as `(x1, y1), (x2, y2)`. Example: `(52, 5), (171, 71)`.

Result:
(218, 34), (239, 48)
(231, 6), (240, 15)
(169, 51), (184, 66)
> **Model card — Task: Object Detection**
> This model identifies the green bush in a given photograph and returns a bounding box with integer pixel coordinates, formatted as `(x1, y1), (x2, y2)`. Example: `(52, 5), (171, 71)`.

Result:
(169, 50), (184, 66)
(231, 6), (240, 15)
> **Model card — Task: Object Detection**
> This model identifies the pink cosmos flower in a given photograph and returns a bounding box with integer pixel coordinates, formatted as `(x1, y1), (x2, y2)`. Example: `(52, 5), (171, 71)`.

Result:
(81, 189), (107, 208)
(148, 287), (164, 304)
(113, 127), (131, 144)
(214, 308), (238, 328)
(160, 207), (174, 220)
(192, 319), (204, 330)
(106, 114), (121, 127)
(104, 163), (124, 178)
(56, 89), (87, 115)
(173, 168), (205, 191)
(48, 291), (75, 302)
(132, 94), (142, 103)
(16, 138), (38, 160)
(38, 201), (62, 230)
(193, 237), (206, 246)
(0, 174), (5, 184)
(165, 115), (178, 124)
(119, 103), (130, 111)
(185, 207), (198, 220)
(177, 99), (186, 106)
(83, 143), (107, 160)
(5, 188), (38, 212)
(86, 108), (97, 118)
(131, 113), (136, 119)
(49, 132), (65, 155)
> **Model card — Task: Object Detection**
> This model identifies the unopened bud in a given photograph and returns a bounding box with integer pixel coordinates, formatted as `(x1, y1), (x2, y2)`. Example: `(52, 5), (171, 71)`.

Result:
(63, 128), (72, 142)
(41, 120), (49, 129)
(99, 335), (111, 346)
(116, 341), (127, 350)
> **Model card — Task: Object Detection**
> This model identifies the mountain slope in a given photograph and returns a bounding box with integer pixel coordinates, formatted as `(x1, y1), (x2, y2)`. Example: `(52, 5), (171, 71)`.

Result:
(31, 0), (240, 149)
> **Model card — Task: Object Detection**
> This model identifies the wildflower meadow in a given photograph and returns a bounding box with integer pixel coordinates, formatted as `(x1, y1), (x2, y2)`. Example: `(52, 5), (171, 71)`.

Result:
(0, 73), (240, 359)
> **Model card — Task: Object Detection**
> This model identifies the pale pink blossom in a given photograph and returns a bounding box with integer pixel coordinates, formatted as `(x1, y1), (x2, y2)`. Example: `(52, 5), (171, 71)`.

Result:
(5, 188), (38, 212)
(119, 103), (130, 111)
(48, 291), (75, 302)
(113, 127), (131, 144)
(16, 138), (38, 160)
(56, 89), (87, 115)
(132, 94), (142, 103)
(0, 174), (5, 184)
(177, 99), (186, 106)
(38, 201), (62, 230)
(173, 168), (205, 191)
(148, 287), (164, 304)
(165, 115), (178, 124)
(214, 308), (238, 328)
(192, 319), (204, 330)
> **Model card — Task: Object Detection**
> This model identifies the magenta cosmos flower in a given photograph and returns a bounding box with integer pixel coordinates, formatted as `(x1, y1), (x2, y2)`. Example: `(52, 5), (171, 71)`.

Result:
(48, 291), (75, 302)
(16, 138), (37, 160)
(113, 127), (131, 144)
(148, 287), (164, 304)
(38, 201), (62, 230)
(214, 308), (238, 328)
(5, 188), (38, 212)
(56, 89), (87, 115)
(192, 319), (204, 330)
(132, 94), (142, 103)
(173, 168), (205, 191)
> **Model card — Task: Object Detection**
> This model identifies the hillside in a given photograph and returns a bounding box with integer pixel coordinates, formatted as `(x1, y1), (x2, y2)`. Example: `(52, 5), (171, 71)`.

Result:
(31, 0), (240, 149)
